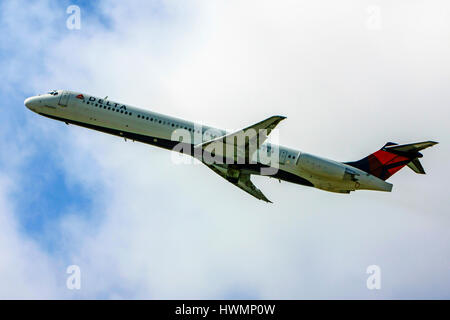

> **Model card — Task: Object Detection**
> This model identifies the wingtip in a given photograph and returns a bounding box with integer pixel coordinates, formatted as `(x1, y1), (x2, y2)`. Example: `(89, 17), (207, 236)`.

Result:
(260, 196), (273, 203)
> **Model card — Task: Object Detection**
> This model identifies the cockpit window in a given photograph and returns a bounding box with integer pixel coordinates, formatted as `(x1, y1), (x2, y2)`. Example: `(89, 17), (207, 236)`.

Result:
(48, 90), (58, 96)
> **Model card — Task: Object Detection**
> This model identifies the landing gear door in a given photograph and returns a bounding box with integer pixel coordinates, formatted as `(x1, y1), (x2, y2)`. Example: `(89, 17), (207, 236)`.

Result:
(58, 91), (70, 107)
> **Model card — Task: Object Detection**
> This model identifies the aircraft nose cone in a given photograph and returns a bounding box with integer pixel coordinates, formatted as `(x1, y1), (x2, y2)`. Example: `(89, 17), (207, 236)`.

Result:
(24, 96), (40, 110)
(24, 97), (31, 108)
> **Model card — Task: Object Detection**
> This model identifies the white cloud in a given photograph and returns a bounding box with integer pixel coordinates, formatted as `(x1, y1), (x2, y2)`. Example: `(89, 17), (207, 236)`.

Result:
(0, 0), (449, 298)
(0, 175), (61, 299)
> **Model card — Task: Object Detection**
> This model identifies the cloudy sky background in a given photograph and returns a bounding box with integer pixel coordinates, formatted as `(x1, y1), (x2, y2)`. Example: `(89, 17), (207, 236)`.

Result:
(0, 0), (449, 299)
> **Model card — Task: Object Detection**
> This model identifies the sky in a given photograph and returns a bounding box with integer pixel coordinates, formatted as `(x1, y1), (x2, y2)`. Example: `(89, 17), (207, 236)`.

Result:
(0, 0), (449, 299)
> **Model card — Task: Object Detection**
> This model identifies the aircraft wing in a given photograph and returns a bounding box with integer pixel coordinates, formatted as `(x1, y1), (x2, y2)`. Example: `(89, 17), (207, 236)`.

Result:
(205, 164), (272, 203)
(195, 115), (286, 163)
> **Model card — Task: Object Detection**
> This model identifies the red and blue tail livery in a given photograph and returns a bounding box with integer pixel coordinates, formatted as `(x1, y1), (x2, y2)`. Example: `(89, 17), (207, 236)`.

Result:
(346, 141), (438, 181)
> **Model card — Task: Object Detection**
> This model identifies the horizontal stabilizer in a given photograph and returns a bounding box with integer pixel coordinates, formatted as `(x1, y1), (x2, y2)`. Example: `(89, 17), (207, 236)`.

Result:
(407, 158), (426, 174)
(383, 141), (438, 153)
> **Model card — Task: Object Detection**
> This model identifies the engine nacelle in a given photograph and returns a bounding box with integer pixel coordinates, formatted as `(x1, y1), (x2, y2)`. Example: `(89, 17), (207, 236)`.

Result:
(298, 153), (359, 181)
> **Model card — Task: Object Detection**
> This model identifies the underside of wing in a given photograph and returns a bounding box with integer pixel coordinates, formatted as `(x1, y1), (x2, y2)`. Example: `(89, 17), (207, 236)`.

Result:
(205, 163), (272, 203)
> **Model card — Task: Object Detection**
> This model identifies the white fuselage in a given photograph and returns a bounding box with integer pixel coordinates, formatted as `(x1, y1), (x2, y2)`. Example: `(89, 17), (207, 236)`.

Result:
(25, 90), (392, 194)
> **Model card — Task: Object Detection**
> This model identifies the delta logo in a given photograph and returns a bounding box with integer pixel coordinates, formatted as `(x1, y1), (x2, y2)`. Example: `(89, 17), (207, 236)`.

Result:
(76, 94), (84, 100)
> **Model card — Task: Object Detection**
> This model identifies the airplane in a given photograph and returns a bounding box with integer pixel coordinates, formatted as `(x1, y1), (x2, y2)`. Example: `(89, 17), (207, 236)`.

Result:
(24, 90), (438, 203)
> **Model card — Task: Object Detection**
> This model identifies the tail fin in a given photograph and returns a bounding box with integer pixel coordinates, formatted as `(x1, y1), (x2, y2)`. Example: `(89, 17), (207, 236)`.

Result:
(345, 141), (438, 181)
